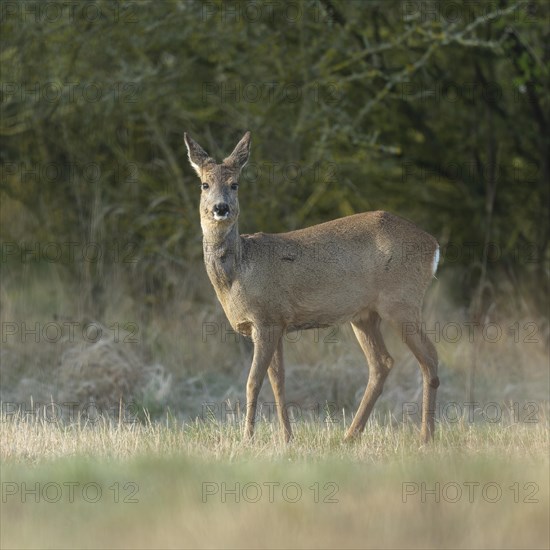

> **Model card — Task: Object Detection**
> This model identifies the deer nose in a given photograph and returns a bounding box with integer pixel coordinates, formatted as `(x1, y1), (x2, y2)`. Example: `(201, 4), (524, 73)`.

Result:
(213, 203), (229, 216)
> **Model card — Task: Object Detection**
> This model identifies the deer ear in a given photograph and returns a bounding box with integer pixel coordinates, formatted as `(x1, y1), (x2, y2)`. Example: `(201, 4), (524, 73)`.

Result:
(184, 133), (211, 177)
(224, 131), (251, 173)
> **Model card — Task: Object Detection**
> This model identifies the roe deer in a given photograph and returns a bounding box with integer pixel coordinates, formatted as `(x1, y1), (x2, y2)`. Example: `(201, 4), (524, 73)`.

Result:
(184, 131), (440, 443)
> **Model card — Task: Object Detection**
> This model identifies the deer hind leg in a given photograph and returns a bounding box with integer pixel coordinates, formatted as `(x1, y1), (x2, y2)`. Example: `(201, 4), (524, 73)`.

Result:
(244, 326), (280, 441)
(267, 337), (292, 443)
(344, 312), (394, 441)
(385, 305), (439, 443)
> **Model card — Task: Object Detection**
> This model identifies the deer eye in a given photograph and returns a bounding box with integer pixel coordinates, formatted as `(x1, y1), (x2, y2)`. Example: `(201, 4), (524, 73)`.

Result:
(230, 182), (239, 190)
(201, 182), (209, 190)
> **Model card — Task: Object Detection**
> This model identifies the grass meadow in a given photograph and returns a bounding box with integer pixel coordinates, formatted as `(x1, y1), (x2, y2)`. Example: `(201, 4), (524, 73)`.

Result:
(1, 412), (549, 549)
(1, 264), (549, 549)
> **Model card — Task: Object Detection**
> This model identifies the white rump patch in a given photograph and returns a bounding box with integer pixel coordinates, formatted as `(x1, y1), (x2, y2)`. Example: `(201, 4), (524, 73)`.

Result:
(432, 246), (440, 277)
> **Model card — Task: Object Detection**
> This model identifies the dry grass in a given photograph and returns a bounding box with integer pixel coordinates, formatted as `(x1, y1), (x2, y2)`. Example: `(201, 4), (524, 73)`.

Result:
(1, 409), (548, 463)
(1, 266), (548, 426)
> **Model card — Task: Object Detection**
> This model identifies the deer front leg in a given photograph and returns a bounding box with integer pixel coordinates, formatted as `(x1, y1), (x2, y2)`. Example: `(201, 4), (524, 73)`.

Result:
(267, 336), (292, 443)
(244, 326), (280, 441)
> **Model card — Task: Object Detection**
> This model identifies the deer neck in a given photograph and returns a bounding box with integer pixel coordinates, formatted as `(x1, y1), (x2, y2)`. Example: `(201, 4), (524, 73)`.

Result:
(202, 221), (241, 292)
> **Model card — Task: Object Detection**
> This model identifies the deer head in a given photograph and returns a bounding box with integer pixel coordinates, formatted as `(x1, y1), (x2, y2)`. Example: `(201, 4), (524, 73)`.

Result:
(184, 131), (251, 236)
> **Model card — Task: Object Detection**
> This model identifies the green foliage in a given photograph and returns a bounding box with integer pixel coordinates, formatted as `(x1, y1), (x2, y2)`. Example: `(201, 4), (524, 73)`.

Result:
(1, 0), (548, 312)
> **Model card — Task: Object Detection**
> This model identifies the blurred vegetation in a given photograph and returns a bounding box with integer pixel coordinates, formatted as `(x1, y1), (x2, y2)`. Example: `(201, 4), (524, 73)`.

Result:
(1, 0), (548, 316)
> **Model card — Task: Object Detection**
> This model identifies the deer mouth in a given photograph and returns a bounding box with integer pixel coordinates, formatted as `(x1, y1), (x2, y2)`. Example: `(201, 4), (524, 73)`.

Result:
(213, 212), (230, 221)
